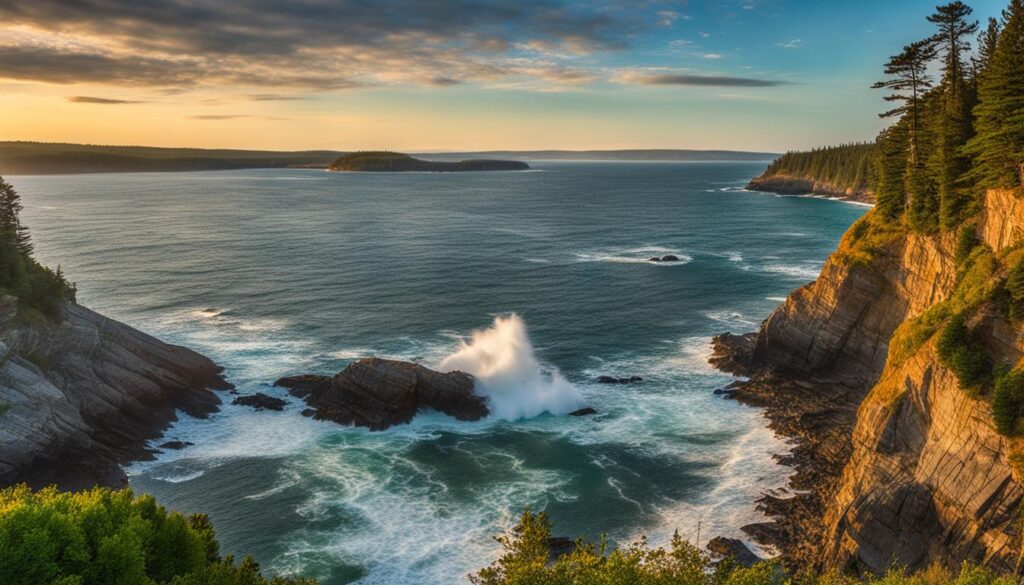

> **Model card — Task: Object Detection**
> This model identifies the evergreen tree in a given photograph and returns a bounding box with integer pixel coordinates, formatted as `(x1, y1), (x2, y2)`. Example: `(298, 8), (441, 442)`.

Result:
(927, 2), (979, 229)
(964, 0), (1024, 189)
(875, 121), (910, 220)
(873, 40), (937, 165)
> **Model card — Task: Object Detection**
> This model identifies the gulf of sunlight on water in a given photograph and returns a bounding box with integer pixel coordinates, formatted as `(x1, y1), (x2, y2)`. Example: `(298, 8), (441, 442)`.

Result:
(14, 162), (867, 584)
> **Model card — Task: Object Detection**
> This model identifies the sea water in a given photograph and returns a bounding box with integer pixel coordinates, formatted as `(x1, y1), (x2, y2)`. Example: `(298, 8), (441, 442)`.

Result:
(15, 162), (866, 584)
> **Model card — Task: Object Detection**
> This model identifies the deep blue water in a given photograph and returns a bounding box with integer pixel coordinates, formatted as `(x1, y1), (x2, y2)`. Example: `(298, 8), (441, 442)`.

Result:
(14, 162), (865, 584)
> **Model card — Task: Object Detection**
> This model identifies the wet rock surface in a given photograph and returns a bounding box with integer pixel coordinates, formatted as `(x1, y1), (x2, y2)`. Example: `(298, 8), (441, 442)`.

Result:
(276, 357), (488, 430)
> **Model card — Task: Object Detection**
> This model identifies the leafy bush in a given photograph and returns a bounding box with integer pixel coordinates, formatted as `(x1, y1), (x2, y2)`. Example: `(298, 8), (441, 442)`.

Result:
(1005, 258), (1024, 321)
(955, 225), (981, 266)
(992, 370), (1024, 435)
(471, 510), (1016, 585)
(936, 312), (993, 394)
(0, 485), (315, 585)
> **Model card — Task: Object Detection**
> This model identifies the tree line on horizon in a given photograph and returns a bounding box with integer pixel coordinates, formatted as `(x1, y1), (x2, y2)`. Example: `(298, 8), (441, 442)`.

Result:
(768, 0), (1024, 233)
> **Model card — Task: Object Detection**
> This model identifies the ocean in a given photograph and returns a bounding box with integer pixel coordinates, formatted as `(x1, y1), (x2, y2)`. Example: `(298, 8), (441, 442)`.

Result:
(15, 162), (866, 584)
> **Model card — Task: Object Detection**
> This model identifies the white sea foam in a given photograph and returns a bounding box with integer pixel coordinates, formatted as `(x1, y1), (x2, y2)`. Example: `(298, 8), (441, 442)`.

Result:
(439, 314), (582, 420)
(574, 246), (691, 266)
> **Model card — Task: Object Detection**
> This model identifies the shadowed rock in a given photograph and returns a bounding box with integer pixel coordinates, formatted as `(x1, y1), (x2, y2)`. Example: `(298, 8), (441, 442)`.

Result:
(706, 537), (763, 567)
(275, 357), (488, 430)
(232, 392), (287, 411)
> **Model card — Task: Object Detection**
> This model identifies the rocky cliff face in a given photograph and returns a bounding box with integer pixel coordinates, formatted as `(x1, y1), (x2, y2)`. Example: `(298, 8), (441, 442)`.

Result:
(714, 189), (1024, 573)
(0, 301), (229, 490)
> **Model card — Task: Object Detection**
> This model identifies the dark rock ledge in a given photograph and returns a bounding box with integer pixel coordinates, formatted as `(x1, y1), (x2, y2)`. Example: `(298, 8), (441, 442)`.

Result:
(708, 332), (864, 571)
(0, 302), (231, 491)
(275, 357), (489, 430)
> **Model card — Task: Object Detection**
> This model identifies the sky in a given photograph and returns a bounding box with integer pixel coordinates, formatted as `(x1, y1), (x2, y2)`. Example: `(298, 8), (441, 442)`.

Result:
(0, 0), (1009, 152)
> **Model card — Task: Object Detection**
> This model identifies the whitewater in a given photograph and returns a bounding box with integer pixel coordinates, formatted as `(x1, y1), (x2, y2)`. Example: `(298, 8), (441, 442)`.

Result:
(15, 161), (867, 584)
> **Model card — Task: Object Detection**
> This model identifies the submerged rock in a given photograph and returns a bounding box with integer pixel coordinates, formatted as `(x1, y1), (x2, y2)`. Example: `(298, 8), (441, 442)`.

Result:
(158, 440), (194, 450)
(568, 407), (597, 416)
(232, 393), (287, 411)
(275, 357), (488, 430)
(596, 375), (643, 384)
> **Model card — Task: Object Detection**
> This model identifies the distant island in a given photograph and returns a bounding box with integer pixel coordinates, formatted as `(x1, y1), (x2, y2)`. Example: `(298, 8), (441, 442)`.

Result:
(0, 142), (777, 175)
(328, 151), (529, 172)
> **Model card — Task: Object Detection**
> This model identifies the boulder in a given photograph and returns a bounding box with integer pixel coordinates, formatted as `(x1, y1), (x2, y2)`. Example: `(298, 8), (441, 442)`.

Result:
(158, 441), (194, 450)
(706, 537), (763, 567)
(660, 254), (680, 262)
(569, 407), (598, 417)
(232, 393), (287, 411)
(275, 357), (488, 430)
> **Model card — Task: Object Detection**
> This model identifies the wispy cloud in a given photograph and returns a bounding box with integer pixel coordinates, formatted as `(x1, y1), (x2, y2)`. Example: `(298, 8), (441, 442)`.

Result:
(617, 71), (790, 87)
(67, 95), (143, 104)
(778, 39), (802, 49)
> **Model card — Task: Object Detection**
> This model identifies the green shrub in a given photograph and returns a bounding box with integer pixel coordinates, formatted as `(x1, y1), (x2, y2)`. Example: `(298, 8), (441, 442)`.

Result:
(0, 485), (315, 585)
(937, 312), (993, 394)
(1005, 259), (1024, 321)
(955, 225), (981, 266)
(471, 510), (1016, 585)
(992, 370), (1024, 435)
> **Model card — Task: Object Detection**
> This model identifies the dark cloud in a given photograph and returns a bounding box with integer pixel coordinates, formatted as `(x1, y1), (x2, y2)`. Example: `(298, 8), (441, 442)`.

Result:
(0, 0), (641, 88)
(67, 95), (143, 104)
(0, 46), (198, 85)
(629, 73), (789, 87)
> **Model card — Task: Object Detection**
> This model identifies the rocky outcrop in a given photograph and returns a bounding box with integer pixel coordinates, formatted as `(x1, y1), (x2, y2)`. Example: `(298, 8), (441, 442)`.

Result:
(276, 357), (488, 430)
(746, 174), (873, 204)
(711, 189), (1024, 574)
(820, 342), (1024, 574)
(232, 392), (287, 411)
(0, 302), (229, 490)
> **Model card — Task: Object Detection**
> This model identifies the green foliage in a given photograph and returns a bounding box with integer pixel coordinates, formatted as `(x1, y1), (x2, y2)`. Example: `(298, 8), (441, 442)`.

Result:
(964, 0), (1024, 190)
(0, 485), (316, 585)
(992, 369), (1024, 435)
(937, 311), (993, 393)
(836, 211), (908, 267)
(875, 122), (910, 220)
(955, 224), (981, 265)
(471, 510), (1017, 585)
(0, 177), (75, 320)
(761, 143), (878, 196)
(1005, 255), (1024, 320)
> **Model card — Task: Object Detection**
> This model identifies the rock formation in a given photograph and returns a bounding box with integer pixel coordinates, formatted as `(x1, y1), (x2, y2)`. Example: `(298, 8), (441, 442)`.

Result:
(0, 302), (230, 490)
(276, 357), (488, 430)
(746, 174), (874, 204)
(712, 189), (1024, 574)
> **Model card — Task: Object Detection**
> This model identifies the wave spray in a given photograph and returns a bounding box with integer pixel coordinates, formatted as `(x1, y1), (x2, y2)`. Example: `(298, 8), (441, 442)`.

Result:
(439, 314), (582, 420)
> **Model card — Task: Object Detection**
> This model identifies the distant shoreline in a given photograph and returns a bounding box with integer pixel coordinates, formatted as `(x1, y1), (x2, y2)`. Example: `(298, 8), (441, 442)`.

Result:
(0, 141), (779, 175)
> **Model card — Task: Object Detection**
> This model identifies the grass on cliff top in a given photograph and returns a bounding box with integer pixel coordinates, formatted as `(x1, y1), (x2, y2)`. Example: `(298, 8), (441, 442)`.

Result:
(472, 509), (1016, 585)
(887, 242), (1001, 369)
(835, 210), (907, 268)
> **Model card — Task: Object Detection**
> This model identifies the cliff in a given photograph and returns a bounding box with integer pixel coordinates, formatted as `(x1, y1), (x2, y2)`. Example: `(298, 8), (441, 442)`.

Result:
(0, 300), (230, 490)
(712, 188), (1024, 573)
(746, 174), (874, 204)
(329, 151), (529, 172)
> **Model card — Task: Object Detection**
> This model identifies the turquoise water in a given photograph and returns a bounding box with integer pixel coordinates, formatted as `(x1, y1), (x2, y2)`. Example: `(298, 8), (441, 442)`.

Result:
(14, 162), (866, 584)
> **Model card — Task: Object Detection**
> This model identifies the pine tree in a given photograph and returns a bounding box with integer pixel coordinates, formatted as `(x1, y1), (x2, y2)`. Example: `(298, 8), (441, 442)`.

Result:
(873, 40), (937, 165)
(927, 2), (979, 229)
(965, 0), (1024, 189)
(875, 121), (910, 220)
